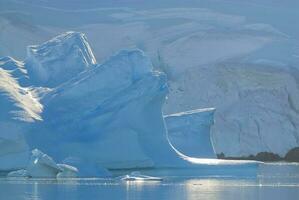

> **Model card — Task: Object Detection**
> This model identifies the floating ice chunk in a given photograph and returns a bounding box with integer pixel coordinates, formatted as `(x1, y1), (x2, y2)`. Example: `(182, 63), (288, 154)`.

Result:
(7, 151), (80, 179)
(118, 171), (163, 181)
(19, 149), (80, 178)
(7, 169), (28, 178)
(56, 164), (78, 179)
(27, 149), (61, 178)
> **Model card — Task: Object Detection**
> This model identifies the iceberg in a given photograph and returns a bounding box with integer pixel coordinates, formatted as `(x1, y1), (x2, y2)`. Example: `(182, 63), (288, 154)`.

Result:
(0, 32), (260, 177)
(27, 149), (63, 178)
(165, 108), (216, 158)
(8, 149), (78, 178)
(30, 47), (182, 169)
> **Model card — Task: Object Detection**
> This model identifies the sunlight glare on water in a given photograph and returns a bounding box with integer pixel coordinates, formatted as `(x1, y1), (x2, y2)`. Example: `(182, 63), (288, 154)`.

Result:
(1, 164), (299, 200)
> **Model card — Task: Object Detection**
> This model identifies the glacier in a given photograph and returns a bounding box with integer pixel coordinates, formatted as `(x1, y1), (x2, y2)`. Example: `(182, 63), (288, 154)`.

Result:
(0, 32), (259, 177)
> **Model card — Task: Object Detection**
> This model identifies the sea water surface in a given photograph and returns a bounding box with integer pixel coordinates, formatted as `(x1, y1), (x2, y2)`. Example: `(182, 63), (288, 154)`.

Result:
(1, 163), (299, 200)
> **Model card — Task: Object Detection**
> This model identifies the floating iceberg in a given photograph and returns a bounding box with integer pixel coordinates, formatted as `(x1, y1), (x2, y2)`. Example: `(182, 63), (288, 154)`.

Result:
(0, 32), (260, 177)
(118, 171), (162, 181)
(7, 169), (28, 178)
(8, 149), (78, 178)
(165, 108), (216, 158)
(27, 149), (62, 178)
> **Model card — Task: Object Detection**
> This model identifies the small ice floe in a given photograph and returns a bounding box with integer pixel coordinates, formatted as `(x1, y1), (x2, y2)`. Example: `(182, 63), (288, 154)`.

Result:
(7, 169), (28, 178)
(56, 164), (78, 179)
(7, 149), (78, 179)
(118, 171), (162, 181)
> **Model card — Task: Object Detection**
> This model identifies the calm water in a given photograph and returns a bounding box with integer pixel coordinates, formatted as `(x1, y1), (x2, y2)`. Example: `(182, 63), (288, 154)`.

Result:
(1, 163), (299, 200)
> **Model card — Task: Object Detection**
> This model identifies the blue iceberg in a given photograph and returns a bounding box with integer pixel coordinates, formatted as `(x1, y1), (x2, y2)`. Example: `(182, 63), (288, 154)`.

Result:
(0, 32), (260, 178)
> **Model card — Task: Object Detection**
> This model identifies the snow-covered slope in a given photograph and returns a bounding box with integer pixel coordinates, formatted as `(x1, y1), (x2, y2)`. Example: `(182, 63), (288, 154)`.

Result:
(165, 108), (216, 158)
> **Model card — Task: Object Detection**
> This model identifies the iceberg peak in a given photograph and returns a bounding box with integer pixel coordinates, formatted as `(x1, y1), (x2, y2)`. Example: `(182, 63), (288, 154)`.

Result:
(26, 31), (97, 87)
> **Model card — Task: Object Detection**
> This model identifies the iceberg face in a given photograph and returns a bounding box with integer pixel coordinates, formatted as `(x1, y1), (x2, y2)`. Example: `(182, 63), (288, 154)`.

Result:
(28, 48), (180, 169)
(0, 63), (43, 122)
(0, 151), (29, 171)
(0, 58), (42, 170)
(165, 108), (216, 158)
(25, 32), (96, 87)
(62, 157), (111, 177)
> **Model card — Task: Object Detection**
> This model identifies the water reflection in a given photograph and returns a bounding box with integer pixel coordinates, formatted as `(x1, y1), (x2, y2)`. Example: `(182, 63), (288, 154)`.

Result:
(124, 180), (160, 200)
(0, 176), (299, 200)
(184, 178), (299, 200)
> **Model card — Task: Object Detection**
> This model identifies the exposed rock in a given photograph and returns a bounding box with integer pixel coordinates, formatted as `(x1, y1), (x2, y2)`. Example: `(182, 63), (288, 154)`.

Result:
(218, 151), (283, 162)
(285, 147), (299, 162)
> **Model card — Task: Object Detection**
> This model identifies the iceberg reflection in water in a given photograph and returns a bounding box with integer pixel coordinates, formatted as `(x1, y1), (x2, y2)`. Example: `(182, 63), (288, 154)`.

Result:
(1, 163), (299, 200)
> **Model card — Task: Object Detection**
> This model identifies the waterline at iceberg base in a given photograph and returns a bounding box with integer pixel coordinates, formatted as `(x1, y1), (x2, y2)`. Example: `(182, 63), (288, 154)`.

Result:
(0, 32), (259, 178)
